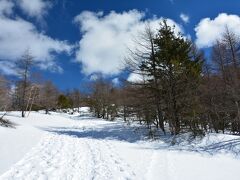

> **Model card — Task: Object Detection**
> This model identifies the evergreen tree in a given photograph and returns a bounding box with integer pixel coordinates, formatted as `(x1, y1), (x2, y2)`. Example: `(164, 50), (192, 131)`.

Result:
(141, 20), (203, 135)
(57, 94), (72, 109)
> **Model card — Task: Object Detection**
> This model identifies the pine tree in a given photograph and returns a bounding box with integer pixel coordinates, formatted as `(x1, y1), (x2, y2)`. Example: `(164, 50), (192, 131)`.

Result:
(141, 20), (203, 135)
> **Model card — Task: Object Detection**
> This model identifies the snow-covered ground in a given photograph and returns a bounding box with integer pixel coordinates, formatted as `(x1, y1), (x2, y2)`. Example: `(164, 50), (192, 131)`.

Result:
(1, 108), (240, 180)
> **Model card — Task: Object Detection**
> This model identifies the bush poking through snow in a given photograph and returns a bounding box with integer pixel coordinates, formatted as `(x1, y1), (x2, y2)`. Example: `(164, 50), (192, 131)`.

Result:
(0, 113), (15, 128)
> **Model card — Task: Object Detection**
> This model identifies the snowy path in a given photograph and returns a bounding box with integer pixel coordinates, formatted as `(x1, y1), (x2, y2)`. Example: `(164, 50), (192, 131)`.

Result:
(1, 133), (136, 180)
(1, 111), (240, 180)
(0, 118), (137, 180)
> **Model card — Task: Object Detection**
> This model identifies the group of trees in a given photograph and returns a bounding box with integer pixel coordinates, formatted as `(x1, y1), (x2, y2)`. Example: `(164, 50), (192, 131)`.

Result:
(127, 22), (203, 135)
(88, 21), (203, 135)
(1, 20), (240, 136)
(200, 27), (240, 135)
(88, 21), (240, 136)
(0, 51), (84, 121)
(87, 78), (119, 120)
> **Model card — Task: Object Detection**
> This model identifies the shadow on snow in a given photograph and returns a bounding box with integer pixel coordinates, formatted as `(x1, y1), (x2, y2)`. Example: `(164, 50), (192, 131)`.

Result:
(42, 123), (149, 143)
(42, 117), (240, 157)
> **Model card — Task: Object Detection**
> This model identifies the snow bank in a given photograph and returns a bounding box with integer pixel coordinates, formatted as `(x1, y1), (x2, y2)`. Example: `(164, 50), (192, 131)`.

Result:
(0, 111), (73, 174)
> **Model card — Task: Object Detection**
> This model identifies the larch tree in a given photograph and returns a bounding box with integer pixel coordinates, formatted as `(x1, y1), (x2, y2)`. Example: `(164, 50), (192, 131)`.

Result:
(143, 20), (202, 135)
(16, 50), (34, 118)
(39, 81), (58, 114)
(0, 75), (11, 125)
(126, 24), (165, 133)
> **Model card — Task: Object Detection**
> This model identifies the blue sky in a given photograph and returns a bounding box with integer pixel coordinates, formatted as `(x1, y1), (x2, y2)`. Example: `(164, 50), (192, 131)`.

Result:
(1, 0), (240, 91)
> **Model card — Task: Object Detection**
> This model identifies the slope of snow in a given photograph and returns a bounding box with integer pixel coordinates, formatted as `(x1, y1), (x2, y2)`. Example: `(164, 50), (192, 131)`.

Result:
(0, 110), (240, 180)
(0, 111), (76, 175)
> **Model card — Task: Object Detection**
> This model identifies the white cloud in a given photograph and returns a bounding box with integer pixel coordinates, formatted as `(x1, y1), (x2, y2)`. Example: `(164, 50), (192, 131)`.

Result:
(127, 73), (145, 83)
(180, 13), (189, 24)
(89, 74), (99, 81)
(0, 4), (72, 75)
(16, 0), (51, 20)
(195, 13), (240, 48)
(74, 10), (183, 75)
(112, 77), (119, 85)
(0, 0), (14, 16)
(0, 60), (18, 75)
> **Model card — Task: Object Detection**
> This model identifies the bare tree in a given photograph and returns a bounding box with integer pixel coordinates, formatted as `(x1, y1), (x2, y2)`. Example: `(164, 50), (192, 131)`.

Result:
(221, 28), (240, 133)
(39, 81), (58, 114)
(0, 76), (10, 110)
(16, 50), (34, 117)
(125, 23), (166, 133)
(69, 89), (82, 112)
(0, 75), (12, 126)
(88, 78), (117, 119)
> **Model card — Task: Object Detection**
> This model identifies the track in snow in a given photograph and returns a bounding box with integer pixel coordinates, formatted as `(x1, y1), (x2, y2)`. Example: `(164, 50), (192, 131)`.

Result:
(0, 117), (137, 180)
(1, 113), (240, 180)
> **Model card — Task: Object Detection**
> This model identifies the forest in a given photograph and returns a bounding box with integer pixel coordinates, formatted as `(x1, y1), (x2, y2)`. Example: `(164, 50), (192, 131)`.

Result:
(1, 20), (240, 137)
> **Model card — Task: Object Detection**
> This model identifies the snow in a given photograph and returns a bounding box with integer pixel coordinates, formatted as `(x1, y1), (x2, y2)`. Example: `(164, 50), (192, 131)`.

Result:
(0, 111), (75, 175)
(0, 109), (240, 180)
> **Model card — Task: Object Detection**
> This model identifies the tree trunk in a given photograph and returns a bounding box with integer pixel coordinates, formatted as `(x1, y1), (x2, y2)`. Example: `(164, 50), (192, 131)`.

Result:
(21, 110), (25, 118)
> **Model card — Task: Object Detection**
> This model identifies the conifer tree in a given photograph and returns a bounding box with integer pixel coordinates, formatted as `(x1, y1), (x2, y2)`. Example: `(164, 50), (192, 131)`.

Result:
(141, 20), (203, 135)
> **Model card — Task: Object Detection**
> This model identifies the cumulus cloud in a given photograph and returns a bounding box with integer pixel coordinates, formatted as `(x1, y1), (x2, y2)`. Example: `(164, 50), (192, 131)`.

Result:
(180, 13), (189, 24)
(0, 60), (18, 75)
(127, 72), (153, 83)
(0, 3), (72, 75)
(74, 10), (183, 75)
(16, 0), (51, 20)
(127, 73), (143, 83)
(195, 13), (240, 48)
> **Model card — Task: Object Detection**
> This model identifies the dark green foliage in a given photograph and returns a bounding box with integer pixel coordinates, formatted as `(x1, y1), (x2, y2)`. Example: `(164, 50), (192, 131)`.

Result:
(140, 20), (203, 135)
(57, 94), (72, 109)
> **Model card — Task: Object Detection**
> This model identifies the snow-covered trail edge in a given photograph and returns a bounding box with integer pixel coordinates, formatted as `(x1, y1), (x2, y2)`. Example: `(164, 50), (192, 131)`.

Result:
(0, 133), (137, 180)
(0, 113), (139, 180)
(1, 111), (240, 180)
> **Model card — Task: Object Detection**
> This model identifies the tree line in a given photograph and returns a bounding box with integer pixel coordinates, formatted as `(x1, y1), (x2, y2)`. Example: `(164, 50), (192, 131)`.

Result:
(0, 50), (85, 123)
(1, 20), (240, 137)
(87, 20), (240, 137)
